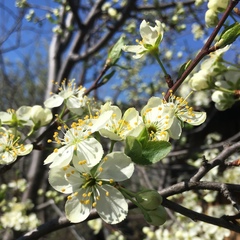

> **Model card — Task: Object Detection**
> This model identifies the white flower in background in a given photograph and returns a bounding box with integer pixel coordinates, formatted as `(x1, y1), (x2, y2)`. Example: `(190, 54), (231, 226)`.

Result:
(201, 45), (230, 72)
(87, 219), (102, 235)
(48, 151), (134, 224)
(44, 111), (113, 168)
(191, 23), (204, 40)
(211, 69), (240, 110)
(192, 91), (211, 107)
(99, 102), (143, 141)
(122, 19), (164, 59)
(164, 94), (206, 139)
(44, 79), (88, 115)
(30, 105), (53, 128)
(165, 50), (173, 60)
(195, 0), (204, 7)
(0, 106), (32, 127)
(205, 0), (229, 27)
(208, 0), (229, 12)
(141, 97), (175, 141)
(189, 69), (211, 91)
(0, 127), (33, 165)
(0, 198), (40, 231)
(205, 9), (218, 27)
(189, 45), (230, 91)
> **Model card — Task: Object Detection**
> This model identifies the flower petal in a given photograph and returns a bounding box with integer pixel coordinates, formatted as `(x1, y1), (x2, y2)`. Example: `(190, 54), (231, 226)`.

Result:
(141, 97), (163, 116)
(99, 128), (122, 141)
(99, 152), (134, 181)
(178, 111), (207, 126)
(44, 146), (74, 168)
(140, 20), (163, 46)
(90, 110), (114, 133)
(168, 118), (182, 140)
(96, 185), (128, 224)
(66, 96), (82, 109)
(122, 45), (147, 59)
(65, 191), (91, 223)
(44, 94), (64, 108)
(49, 166), (79, 194)
(76, 138), (103, 167)
(18, 144), (33, 156)
(0, 112), (12, 122)
(0, 151), (16, 164)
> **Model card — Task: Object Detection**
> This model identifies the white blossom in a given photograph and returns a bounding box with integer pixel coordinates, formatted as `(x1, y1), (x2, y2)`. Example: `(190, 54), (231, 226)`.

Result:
(48, 152), (134, 224)
(122, 20), (164, 59)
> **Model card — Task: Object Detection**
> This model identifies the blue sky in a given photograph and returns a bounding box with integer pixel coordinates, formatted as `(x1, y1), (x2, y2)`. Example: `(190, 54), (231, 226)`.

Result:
(1, 1), (239, 105)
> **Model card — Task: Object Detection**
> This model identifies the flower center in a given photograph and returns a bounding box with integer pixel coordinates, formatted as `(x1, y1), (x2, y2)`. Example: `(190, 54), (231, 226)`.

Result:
(81, 174), (96, 188)
(147, 125), (157, 135)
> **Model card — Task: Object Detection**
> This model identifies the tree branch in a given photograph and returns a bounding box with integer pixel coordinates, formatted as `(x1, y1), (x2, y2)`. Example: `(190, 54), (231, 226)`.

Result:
(190, 141), (240, 182)
(164, 0), (239, 100)
(162, 198), (240, 233)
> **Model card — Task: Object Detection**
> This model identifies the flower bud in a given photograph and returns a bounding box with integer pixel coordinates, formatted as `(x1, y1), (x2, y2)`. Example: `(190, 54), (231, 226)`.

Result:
(144, 205), (167, 226)
(189, 69), (211, 91)
(215, 23), (240, 49)
(30, 105), (53, 128)
(208, 0), (229, 12)
(205, 9), (218, 28)
(136, 190), (162, 210)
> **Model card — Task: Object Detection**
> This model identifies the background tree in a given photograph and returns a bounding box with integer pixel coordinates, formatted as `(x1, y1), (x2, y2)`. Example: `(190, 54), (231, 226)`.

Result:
(0, 0), (240, 239)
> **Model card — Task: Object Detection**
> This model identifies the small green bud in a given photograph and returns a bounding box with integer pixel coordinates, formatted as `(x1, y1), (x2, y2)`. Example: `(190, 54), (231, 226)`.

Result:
(144, 205), (167, 226)
(215, 22), (240, 48)
(136, 190), (163, 210)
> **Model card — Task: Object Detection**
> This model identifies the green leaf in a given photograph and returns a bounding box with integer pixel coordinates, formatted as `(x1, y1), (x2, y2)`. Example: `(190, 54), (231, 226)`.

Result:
(101, 70), (115, 84)
(177, 60), (192, 79)
(125, 137), (172, 165)
(136, 126), (149, 147)
(142, 141), (172, 164)
(125, 136), (142, 160)
(106, 35), (125, 66)
(125, 136), (150, 165)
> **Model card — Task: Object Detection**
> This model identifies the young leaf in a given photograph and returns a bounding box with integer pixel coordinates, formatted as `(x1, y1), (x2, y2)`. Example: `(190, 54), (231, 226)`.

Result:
(136, 126), (149, 147)
(101, 70), (116, 84)
(142, 141), (172, 164)
(125, 136), (143, 160)
(106, 35), (125, 66)
(177, 60), (192, 79)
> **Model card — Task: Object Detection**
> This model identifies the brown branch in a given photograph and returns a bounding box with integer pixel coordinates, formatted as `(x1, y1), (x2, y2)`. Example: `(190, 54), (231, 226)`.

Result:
(18, 180), (240, 239)
(70, 0), (137, 62)
(67, 0), (85, 30)
(162, 198), (240, 233)
(17, 209), (99, 240)
(55, 0), (106, 84)
(84, 64), (110, 95)
(134, 0), (196, 11)
(159, 180), (240, 197)
(190, 141), (240, 182)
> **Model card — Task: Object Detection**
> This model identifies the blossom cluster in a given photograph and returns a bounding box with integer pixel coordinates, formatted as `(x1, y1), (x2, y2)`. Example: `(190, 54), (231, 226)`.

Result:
(43, 78), (206, 224)
(0, 105), (53, 165)
(0, 180), (40, 232)
(0, 18), (208, 228)
(205, 0), (229, 27)
(0, 197), (40, 231)
(188, 45), (240, 110)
